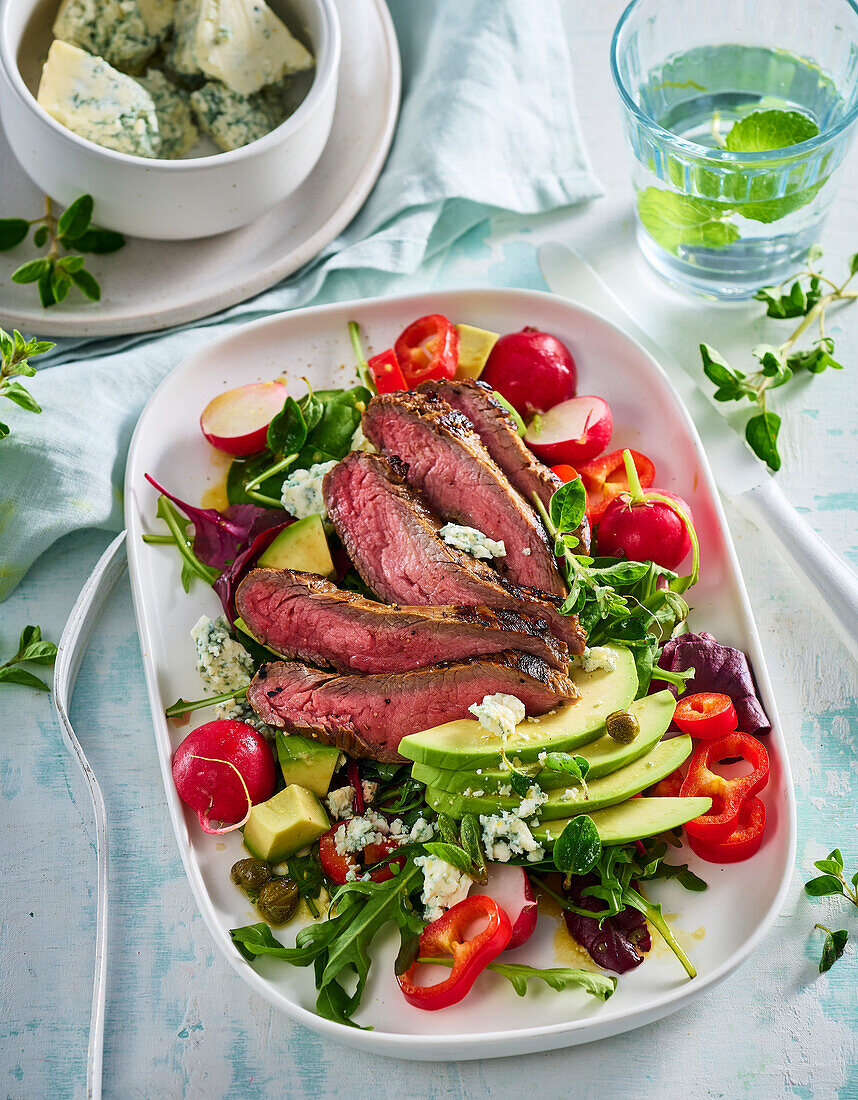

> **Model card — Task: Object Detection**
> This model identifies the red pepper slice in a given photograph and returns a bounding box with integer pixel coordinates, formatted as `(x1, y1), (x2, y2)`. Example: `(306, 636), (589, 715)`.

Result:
(687, 796), (766, 863)
(398, 895), (512, 1010)
(367, 348), (408, 394)
(551, 463), (579, 483)
(318, 825), (403, 885)
(578, 448), (655, 524)
(648, 767), (685, 798)
(679, 732), (769, 842)
(394, 314), (459, 386)
(674, 693), (738, 740)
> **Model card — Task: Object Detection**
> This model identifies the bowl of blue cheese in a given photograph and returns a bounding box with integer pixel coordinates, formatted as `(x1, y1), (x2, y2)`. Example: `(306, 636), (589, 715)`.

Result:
(0, 0), (341, 238)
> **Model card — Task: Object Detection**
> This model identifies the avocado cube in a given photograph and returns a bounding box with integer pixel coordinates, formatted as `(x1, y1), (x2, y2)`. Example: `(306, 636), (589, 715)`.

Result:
(455, 323), (499, 380)
(257, 514), (335, 577)
(243, 784), (330, 862)
(276, 732), (340, 796)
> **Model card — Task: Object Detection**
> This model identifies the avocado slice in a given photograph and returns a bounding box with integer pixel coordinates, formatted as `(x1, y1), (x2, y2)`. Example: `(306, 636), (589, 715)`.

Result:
(397, 645), (638, 769)
(256, 513), (335, 577)
(533, 796), (711, 848)
(243, 784), (330, 862)
(454, 323), (500, 380)
(276, 732), (340, 797)
(423, 735), (693, 821)
(411, 691), (677, 793)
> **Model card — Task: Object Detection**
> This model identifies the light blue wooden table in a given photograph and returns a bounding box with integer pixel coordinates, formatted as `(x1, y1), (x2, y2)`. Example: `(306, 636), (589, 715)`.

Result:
(4, 4), (857, 1097)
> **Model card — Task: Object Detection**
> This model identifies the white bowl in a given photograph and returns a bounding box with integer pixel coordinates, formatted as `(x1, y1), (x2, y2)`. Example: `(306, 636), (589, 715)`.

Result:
(0, 0), (341, 240)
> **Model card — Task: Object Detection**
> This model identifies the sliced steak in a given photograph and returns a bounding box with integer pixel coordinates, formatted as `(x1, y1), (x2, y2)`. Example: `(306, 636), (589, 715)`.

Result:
(235, 568), (569, 672)
(416, 377), (591, 553)
(362, 390), (566, 597)
(247, 651), (578, 762)
(323, 452), (585, 653)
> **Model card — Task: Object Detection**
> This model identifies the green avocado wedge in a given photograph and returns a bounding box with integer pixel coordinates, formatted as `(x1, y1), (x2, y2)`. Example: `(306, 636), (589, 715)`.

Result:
(397, 644), (638, 769)
(423, 735), (693, 821)
(410, 691), (677, 793)
(532, 796), (712, 848)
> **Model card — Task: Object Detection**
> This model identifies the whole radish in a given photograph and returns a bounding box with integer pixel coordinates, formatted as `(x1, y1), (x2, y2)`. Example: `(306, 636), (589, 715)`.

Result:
(480, 327), (577, 418)
(172, 719), (276, 834)
(596, 450), (698, 576)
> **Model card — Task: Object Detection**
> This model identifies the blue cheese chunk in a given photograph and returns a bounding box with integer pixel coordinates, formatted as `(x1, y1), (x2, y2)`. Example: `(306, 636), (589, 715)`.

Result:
(53, 0), (162, 71)
(415, 854), (472, 923)
(468, 692), (526, 742)
(480, 811), (545, 863)
(278, 460), (338, 520)
(572, 646), (618, 674)
(191, 614), (254, 693)
(137, 71), (198, 157)
(137, 0), (176, 37)
(189, 80), (282, 150)
(439, 523), (506, 560)
(171, 0), (314, 95)
(38, 41), (160, 157)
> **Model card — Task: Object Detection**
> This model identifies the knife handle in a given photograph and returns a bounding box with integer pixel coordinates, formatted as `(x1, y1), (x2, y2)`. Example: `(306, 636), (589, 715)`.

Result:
(730, 478), (858, 660)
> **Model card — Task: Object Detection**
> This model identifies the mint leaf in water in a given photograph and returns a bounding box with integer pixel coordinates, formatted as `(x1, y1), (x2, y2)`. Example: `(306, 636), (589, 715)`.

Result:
(725, 109), (820, 153)
(636, 188), (739, 255)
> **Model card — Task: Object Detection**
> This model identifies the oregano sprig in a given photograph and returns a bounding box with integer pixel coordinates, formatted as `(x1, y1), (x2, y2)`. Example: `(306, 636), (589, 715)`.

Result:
(700, 248), (857, 472)
(0, 194), (124, 307)
(0, 328), (55, 439)
(804, 847), (856, 973)
(0, 624), (58, 692)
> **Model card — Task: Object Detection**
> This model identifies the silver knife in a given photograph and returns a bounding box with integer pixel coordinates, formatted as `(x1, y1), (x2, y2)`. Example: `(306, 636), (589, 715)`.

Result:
(539, 242), (858, 660)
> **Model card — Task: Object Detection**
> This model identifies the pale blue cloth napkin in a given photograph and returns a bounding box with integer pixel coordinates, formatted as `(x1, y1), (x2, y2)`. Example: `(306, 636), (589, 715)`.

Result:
(0, 0), (600, 599)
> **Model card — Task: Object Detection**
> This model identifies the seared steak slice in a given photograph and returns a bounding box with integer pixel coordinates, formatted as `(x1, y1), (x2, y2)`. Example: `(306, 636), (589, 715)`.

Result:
(235, 568), (569, 672)
(323, 452), (585, 653)
(416, 377), (591, 553)
(247, 652), (578, 762)
(362, 390), (566, 597)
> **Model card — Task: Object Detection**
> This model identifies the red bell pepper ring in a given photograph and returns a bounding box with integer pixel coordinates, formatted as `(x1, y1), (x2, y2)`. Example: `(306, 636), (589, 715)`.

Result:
(674, 692), (738, 740)
(648, 767), (685, 798)
(318, 824), (404, 885)
(687, 796), (766, 863)
(551, 463), (579, 483)
(679, 732), (769, 842)
(367, 348), (408, 394)
(394, 314), (459, 386)
(398, 895), (512, 1010)
(578, 448), (655, 524)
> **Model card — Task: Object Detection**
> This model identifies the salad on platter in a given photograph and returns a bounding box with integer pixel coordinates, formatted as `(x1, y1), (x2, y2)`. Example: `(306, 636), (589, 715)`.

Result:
(142, 309), (775, 1029)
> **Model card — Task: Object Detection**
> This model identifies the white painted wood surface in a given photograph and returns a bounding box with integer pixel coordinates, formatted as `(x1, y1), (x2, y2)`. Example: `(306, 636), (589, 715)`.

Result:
(3, 2), (857, 1097)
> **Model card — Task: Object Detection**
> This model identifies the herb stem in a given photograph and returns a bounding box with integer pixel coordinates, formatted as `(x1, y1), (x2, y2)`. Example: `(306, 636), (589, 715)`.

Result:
(244, 489), (284, 508)
(166, 685), (248, 718)
(141, 533), (176, 544)
(530, 874), (611, 920)
(348, 320), (377, 394)
(155, 496), (219, 586)
(244, 453), (297, 493)
(624, 886), (696, 979)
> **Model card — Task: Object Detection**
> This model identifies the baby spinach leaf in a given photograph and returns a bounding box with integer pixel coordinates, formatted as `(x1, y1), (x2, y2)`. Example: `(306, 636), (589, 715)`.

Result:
(548, 476), (586, 535)
(267, 396), (307, 456)
(554, 816), (601, 877)
(724, 109), (819, 153)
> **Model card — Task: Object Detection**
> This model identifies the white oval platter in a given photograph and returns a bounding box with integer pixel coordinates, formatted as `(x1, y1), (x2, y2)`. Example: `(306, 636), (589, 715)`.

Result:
(124, 287), (796, 1059)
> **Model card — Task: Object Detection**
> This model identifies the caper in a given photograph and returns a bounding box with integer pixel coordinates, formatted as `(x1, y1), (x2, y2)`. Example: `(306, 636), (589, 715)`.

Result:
(231, 857), (272, 894)
(605, 709), (640, 744)
(256, 878), (299, 925)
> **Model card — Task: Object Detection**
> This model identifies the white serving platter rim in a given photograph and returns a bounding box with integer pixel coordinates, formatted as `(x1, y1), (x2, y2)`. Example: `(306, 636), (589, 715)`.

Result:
(124, 287), (797, 1060)
(0, 0), (400, 337)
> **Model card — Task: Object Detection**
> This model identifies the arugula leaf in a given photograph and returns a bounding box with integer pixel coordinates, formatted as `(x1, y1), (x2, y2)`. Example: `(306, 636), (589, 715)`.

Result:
(725, 110), (819, 153)
(636, 188), (739, 255)
(417, 957), (617, 1000)
(459, 813), (488, 884)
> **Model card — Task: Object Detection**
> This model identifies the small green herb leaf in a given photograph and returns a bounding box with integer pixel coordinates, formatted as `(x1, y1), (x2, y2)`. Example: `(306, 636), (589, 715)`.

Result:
(37, 270), (56, 308)
(72, 227), (126, 254)
(804, 874), (845, 897)
(56, 194), (94, 241)
(33, 224), (49, 248)
(422, 842), (473, 875)
(816, 926), (848, 973)
(724, 110), (819, 153)
(554, 816), (601, 877)
(813, 858), (845, 876)
(0, 666), (50, 691)
(745, 411), (782, 472)
(70, 268), (101, 302)
(0, 382), (41, 414)
(0, 218), (30, 251)
(11, 258), (49, 284)
(637, 188), (739, 256)
(548, 477), (586, 535)
(459, 813), (487, 884)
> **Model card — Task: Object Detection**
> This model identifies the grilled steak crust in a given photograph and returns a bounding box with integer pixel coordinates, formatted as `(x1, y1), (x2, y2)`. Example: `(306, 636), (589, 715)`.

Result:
(362, 390), (566, 597)
(235, 568), (570, 672)
(323, 452), (585, 653)
(247, 651), (578, 762)
(416, 378), (591, 553)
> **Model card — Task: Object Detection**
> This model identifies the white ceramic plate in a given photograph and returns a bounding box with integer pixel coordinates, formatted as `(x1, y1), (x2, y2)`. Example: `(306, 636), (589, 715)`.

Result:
(124, 288), (796, 1059)
(0, 0), (399, 338)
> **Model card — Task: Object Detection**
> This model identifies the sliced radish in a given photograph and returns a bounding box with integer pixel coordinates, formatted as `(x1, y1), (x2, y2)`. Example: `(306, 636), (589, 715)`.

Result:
(472, 863), (537, 950)
(201, 381), (287, 456)
(524, 394), (612, 466)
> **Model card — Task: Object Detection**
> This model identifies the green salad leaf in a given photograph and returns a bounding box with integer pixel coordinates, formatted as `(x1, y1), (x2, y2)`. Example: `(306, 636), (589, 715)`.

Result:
(636, 188), (739, 256)
(724, 109), (820, 153)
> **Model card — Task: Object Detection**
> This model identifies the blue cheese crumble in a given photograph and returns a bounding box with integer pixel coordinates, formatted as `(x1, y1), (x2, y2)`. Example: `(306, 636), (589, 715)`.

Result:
(440, 523), (506, 560)
(468, 693), (526, 742)
(137, 70), (198, 156)
(53, 0), (162, 72)
(415, 854), (472, 923)
(191, 614), (254, 693)
(480, 811), (545, 863)
(189, 80), (284, 152)
(573, 646), (618, 674)
(279, 460), (338, 520)
(326, 786), (355, 821)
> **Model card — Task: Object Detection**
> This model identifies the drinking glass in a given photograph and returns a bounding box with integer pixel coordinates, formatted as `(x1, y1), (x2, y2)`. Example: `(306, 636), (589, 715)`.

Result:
(611, 0), (858, 297)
